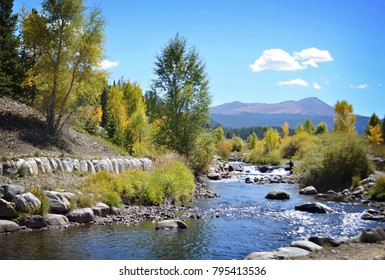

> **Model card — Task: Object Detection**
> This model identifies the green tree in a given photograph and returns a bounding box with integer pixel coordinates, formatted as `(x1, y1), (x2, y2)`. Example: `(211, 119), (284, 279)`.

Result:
(0, 0), (23, 97)
(315, 122), (328, 135)
(333, 100), (356, 133)
(247, 132), (258, 150)
(365, 113), (381, 136)
(213, 126), (225, 143)
(21, 0), (106, 135)
(295, 123), (304, 134)
(150, 34), (211, 165)
(264, 128), (280, 153)
(303, 118), (315, 134)
(231, 135), (244, 152)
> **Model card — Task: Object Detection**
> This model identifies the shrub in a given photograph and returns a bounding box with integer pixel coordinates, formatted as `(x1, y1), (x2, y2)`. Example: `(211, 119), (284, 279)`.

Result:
(148, 153), (195, 206)
(27, 186), (50, 215)
(297, 132), (374, 192)
(280, 132), (317, 159)
(215, 139), (233, 159)
(369, 176), (385, 202)
(231, 136), (244, 152)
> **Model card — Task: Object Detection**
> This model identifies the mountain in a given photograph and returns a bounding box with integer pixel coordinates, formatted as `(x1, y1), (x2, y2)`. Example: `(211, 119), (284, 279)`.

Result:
(210, 97), (369, 134)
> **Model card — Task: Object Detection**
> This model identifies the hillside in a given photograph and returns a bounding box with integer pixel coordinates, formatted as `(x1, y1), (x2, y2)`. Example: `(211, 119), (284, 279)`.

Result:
(210, 97), (369, 134)
(0, 96), (121, 158)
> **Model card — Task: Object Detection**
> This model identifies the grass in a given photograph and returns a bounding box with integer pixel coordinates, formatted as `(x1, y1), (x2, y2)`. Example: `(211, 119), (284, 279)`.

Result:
(369, 176), (385, 202)
(80, 153), (195, 207)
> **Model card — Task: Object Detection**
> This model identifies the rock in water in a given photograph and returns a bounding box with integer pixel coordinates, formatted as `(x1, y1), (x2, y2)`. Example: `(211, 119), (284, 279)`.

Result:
(0, 220), (21, 233)
(290, 240), (323, 252)
(295, 202), (333, 214)
(155, 219), (188, 230)
(67, 208), (94, 223)
(299, 186), (318, 195)
(265, 191), (290, 200)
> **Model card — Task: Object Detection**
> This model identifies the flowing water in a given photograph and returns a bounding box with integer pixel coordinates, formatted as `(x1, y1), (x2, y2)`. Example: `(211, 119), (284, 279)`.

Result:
(1, 173), (383, 260)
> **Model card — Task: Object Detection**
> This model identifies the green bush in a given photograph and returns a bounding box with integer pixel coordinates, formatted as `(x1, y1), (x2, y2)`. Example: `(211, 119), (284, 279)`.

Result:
(27, 187), (50, 215)
(231, 136), (244, 152)
(80, 153), (195, 207)
(369, 176), (385, 202)
(280, 132), (317, 159)
(297, 132), (374, 192)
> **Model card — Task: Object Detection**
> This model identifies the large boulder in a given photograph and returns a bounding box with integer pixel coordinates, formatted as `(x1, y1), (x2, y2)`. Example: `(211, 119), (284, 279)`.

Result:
(0, 220), (21, 233)
(13, 192), (41, 212)
(359, 228), (385, 243)
(155, 219), (188, 230)
(265, 191), (290, 200)
(290, 240), (323, 252)
(207, 173), (221, 180)
(43, 191), (71, 214)
(19, 215), (48, 229)
(24, 158), (39, 176)
(295, 202), (333, 214)
(40, 157), (53, 173)
(273, 247), (310, 259)
(1, 184), (25, 201)
(299, 186), (318, 195)
(0, 198), (18, 219)
(244, 252), (277, 260)
(44, 214), (69, 226)
(92, 202), (110, 217)
(308, 236), (344, 247)
(67, 208), (94, 223)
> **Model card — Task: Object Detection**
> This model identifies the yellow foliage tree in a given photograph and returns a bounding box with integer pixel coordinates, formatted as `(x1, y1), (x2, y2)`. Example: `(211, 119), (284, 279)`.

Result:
(282, 121), (289, 139)
(368, 124), (384, 144)
(333, 100), (356, 133)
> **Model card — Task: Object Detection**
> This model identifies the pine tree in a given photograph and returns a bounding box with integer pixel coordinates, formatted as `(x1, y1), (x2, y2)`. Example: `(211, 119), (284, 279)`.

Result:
(0, 0), (23, 97)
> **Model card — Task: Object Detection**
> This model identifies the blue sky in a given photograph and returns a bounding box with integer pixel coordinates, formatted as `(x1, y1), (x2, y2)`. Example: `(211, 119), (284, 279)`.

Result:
(14, 0), (385, 117)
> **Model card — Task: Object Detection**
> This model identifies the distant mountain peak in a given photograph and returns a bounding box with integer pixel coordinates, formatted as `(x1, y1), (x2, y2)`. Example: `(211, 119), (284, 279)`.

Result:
(210, 97), (335, 116)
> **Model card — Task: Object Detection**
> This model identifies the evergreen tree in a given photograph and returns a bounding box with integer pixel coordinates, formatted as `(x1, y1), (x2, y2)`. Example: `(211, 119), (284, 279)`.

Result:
(0, 0), (23, 97)
(303, 118), (315, 134)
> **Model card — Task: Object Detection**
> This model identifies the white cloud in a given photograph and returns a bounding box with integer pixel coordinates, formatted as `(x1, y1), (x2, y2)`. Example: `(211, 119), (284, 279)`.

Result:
(250, 47), (333, 72)
(278, 79), (309, 87)
(100, 59), (120, 69)
(349, 84), (368, 89)
(294, 47), (333, 68)
(313, 82), (321, 90)
(249, 49), (306, 72)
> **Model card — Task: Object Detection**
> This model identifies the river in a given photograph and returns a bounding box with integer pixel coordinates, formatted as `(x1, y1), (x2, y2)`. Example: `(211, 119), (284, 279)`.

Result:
(0, 174), (382, 260)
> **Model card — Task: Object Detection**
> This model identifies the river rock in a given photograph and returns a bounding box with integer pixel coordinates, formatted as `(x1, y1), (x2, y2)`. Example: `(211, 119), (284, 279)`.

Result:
(207, 172), (221, 180)
(265, 191), (290, 200)
(110, 207), (122, 215)
(295, 202), (333, 214)
(361, 212), (385, 221)
(105, 158), (113, 172)
(19, 215), (48, 229)
(62, 158), (74, 172)
(87, 160), (95, 174)
(0, 163), (3, 176)
(34, 157), (46, 173)
(359, 228), (384, 243)
(308, 236), (344, 247)
(67, 208), (94, 223)
(111, 158), (119, 174)
(92, 202), (110, 217)
(40, 157), (53, 173)
(0, 220), (21, 233)
(290, 240), (323, 252)
(155, 219), (188, 230)
(79, 160), (88, 173)
(44, 214), (69, 226)
(0, 198), (18, 219)
(13, 192), (41, 212)
(54, 158), (64, 172)
(1, 184), (25, 200)
(73, 159), (80, 171)
(99, 159), (110, 172)
(274, 247), (310, 259)
(299, 186), (318, 195)
(43, 191), (71, 214)
(24, 158), (39, 176)
(48, 157), (58, 171)
(244, 252), (277, 260)
(259, 165), (269, 173)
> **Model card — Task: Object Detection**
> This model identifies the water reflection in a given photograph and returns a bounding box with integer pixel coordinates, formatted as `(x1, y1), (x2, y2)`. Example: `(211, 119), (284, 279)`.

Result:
(0, 181), (383, 260)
